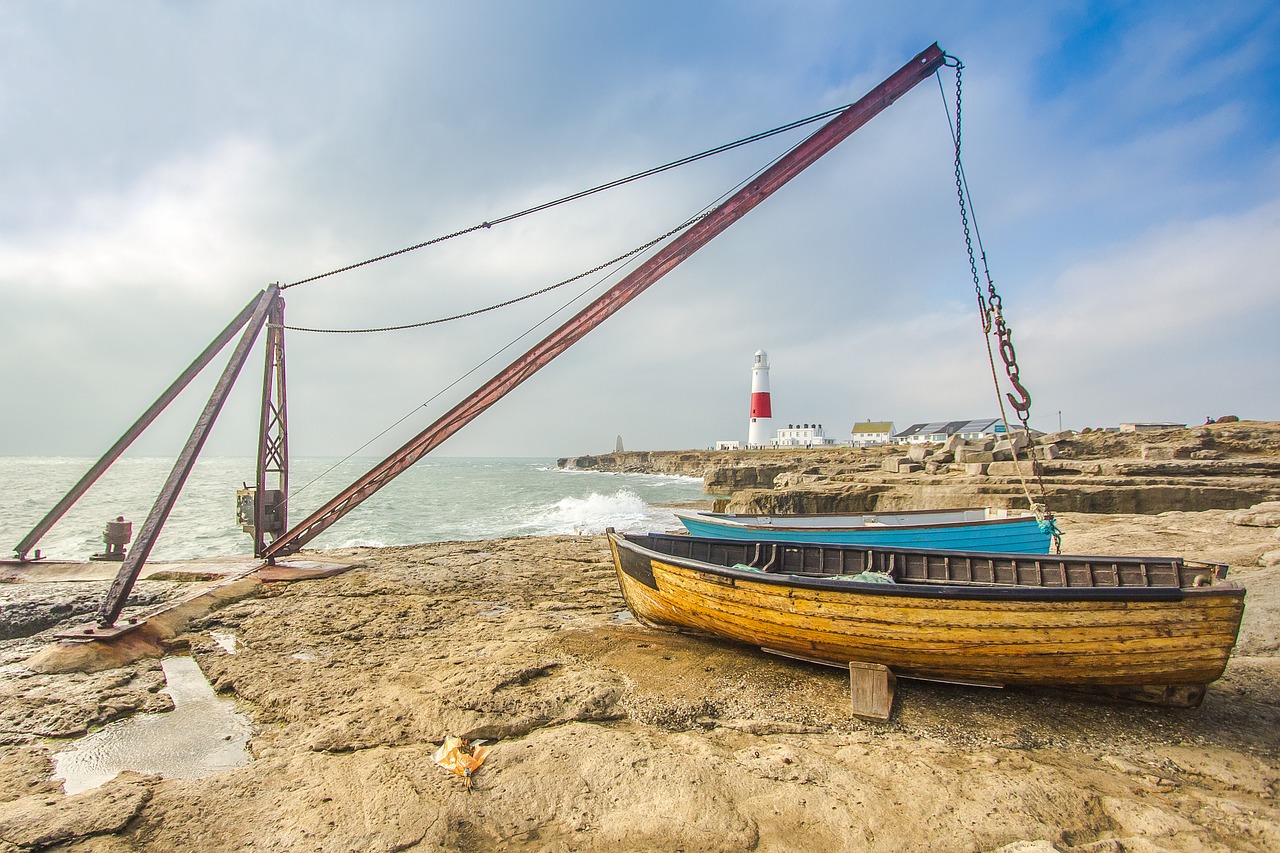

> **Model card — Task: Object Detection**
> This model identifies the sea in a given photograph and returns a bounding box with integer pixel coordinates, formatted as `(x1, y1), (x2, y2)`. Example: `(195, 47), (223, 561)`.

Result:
(0, 456), (707, 562)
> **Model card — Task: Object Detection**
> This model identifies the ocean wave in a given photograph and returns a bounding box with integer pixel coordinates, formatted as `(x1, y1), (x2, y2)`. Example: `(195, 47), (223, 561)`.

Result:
(519, 489), (671, 536)
(335, 536), (387, 549)
(1, 457), (703, 558)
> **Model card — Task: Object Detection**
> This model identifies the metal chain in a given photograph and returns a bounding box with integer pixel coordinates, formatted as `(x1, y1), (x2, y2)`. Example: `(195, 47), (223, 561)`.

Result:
(944, 56), (1059, 550)
(948, 58), (990, 330)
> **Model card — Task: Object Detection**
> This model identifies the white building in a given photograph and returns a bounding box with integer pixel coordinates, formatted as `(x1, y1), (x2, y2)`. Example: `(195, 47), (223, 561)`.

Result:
(772, 423), (838, 448)
(850, 420), (894, 447)
(715, 440), (742, 450)
(894, 418), (1006, 444)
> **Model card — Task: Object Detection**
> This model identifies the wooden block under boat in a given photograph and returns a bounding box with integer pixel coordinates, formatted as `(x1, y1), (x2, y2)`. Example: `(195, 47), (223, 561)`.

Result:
(849, 661), (896, 721)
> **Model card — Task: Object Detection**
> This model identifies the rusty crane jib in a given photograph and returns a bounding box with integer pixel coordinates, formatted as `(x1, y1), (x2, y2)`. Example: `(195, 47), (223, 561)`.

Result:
(264, 43), (948, 559)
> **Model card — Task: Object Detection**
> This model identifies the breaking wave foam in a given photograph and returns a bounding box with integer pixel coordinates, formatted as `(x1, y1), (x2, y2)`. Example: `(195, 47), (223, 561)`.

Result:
(520, 489), (677, 536)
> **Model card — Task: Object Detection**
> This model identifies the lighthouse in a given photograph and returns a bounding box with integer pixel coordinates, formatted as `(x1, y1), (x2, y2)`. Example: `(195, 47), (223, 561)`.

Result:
(747, 349), (773, 448)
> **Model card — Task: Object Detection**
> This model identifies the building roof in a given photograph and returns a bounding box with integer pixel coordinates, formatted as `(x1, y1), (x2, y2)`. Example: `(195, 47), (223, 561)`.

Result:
(894, 418), (1000, 438)
(851, 421), (893, 434)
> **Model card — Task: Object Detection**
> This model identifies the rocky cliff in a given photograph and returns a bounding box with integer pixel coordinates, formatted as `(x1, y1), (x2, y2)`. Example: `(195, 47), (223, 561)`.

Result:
(559, 421), (1280, 514)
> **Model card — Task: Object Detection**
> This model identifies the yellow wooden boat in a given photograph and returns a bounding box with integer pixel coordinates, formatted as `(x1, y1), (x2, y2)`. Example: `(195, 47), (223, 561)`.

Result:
(607, 530), (1245, 710)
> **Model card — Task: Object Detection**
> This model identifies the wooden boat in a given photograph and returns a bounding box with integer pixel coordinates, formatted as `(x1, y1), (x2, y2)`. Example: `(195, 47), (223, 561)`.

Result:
(607, 530), (1245, 711)
(673, 507), (1053, 553)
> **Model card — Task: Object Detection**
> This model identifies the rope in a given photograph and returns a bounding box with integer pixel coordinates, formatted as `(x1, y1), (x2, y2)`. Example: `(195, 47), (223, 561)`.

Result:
(981, 311), (1043, 519)
(281, 101), (860, 291)
(285, 213), (709, 334)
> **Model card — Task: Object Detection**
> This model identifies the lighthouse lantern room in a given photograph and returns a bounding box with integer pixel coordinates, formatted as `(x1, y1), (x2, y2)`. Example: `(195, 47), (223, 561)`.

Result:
(747, 349), (773, 448)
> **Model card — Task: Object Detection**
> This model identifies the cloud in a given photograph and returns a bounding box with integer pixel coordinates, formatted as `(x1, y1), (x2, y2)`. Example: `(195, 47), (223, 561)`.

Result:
(1017, 197), (1280, 425)
(0, 138), (281, 300)
(1041, 200), (1280, 337)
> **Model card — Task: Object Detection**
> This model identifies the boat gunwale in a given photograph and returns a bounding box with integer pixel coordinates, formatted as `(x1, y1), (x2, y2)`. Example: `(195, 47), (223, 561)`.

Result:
(612, 531), (1244, 604)
(673, 507), (1040, 533)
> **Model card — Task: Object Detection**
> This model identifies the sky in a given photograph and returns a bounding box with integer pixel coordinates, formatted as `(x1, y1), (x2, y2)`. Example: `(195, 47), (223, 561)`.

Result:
(2, 1), (1278, 462)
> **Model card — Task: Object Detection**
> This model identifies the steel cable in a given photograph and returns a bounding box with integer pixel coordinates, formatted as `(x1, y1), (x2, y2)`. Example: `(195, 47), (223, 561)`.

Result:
(285, 213), (709, 334)
(280, 101), (858, 291)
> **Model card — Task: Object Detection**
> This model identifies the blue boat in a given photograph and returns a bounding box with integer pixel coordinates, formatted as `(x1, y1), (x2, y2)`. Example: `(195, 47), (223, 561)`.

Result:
(673, 507), (1054, 554)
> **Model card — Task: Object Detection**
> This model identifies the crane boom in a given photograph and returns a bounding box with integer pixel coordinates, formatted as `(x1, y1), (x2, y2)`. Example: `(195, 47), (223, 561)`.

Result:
(266, 43), (947, 559)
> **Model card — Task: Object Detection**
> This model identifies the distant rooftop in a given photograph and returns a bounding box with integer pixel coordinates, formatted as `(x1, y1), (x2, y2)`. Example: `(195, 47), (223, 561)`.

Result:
(895, 418), (1000, 439)
(851, 421), (893, 434)
(1119, 422), (1187, 432)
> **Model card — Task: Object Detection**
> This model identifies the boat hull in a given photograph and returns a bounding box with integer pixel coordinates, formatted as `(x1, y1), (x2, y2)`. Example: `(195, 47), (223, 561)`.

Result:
(608, 532), (1244, 690)
(675, 509), (1053, 554)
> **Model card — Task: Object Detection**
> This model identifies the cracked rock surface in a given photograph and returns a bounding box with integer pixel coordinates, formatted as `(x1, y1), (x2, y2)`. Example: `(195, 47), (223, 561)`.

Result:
(0, 524), (1276, 852)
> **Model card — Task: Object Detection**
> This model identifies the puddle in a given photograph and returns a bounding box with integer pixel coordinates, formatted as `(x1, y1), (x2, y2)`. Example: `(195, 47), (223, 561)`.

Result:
(210, 631), (242, 654)
(611, 610), (636, 625)
(51, 656), (252, 794)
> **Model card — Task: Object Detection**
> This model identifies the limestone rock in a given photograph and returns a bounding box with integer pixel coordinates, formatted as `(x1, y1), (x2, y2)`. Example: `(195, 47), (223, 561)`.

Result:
(723, 483), (890, 515)
(1044, 460), (1102, 475)
(563, 424), (1280, 515)
(1231, 502), (1280, 527)
(986, 461), (1044, 478)
(906, 445), (929, 463)
(964, 462), (989, 475)
(0, 773), (153, 849)
(1144, 444), (1200, 460)
(704, 465), (787, 491)
(0, 591), (129, 642)
(998, 431), (1031, 453)
(0, 664), (171, 740)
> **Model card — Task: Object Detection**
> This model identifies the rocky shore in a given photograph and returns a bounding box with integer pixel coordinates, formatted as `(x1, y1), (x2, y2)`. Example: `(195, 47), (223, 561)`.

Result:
(0, 425), (1277, 851)
(559, 420), (1280, 516)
